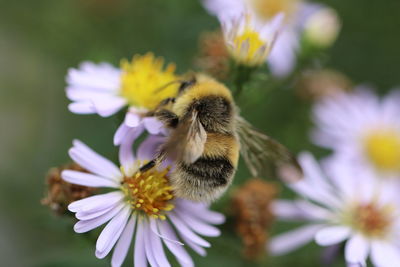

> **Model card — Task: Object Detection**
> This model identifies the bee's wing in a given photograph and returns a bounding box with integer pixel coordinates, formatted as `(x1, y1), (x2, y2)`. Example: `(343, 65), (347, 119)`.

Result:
(162, 110), (207, 164)
(236, 115), (303, 182)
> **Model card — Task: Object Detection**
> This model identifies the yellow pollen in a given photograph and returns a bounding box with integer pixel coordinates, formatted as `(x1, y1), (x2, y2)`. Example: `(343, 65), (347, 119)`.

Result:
(121, 165), (174, 219)
(344, 203), (392, 238)
(119, 53), (179, 109)
(364, 130), (400, 172)
(248, 0), (299, 21)
(232, 22), (268, 66)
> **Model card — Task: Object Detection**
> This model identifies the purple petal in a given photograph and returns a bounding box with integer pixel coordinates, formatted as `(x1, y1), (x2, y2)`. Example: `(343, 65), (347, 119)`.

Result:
(76, 204), (116, 221)
(158, 220), (194, 267)
(148, 222), (171, 267)
(142, 117), (164, 135)
(125, 112), (141, 127)
(73, 203), (125, 233)
(168, 213), (210, 247)
(96, 206), (131, 254)
(62, 170), (119, 188)
(134, 219), (148, 267)
(345, 234), (369, 266)
(68, 191), (123, 213)
(143, 222), (158, 267)
(92, 96), (127, 117)
(176, 199), (225, 225)
(118, 126), (147, 176)
(175, 209), (220, 237)
(137, 135), (165, 161)
(114, 123), (131, 146)
(269, 224), (324, 255)
(315, 226), (351, 246)
(180, 234), (207, 257)
(149, 218), (183, 245)
(111, 215), (137, 267)
(70, 139), (122, 180)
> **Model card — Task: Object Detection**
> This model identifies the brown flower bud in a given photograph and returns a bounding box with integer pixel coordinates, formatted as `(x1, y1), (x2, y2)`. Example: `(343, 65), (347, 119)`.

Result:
(231, 178), (278, 260)
(41, 163), (97, 215)
(296, 69), (352, 101)
(194, 30), (230, 80)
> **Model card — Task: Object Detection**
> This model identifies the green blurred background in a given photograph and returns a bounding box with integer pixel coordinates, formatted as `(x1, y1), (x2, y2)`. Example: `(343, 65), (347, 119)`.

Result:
(1, 0), (400, 266)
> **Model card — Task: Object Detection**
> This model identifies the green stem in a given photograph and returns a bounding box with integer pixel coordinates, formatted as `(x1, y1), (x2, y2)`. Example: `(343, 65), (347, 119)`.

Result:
(234, 65), (254, 98)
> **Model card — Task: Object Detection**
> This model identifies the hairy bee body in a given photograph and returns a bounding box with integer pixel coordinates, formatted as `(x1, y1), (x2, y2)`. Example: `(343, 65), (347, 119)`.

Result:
(153, 75), (240, 202)
(142, 74), (301, 202)
(172, 131), (239, 201)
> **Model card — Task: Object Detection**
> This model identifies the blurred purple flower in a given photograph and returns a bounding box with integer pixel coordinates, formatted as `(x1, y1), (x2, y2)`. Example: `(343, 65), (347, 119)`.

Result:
(269, 152), (400, 267)
(312, 88), (400, 178)
(61, 139), (225, 267)
(201, 0), (325, 76)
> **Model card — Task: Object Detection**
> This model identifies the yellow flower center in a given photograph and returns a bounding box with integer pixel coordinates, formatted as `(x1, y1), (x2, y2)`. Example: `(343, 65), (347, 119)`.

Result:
(121, 165), (174, 220)
(120, 53), (179, 110)
(364, 130), (400, 172)
(344, 203), (392, 238)
(248, 0), (299, 21)
(232, 25), (268, 66)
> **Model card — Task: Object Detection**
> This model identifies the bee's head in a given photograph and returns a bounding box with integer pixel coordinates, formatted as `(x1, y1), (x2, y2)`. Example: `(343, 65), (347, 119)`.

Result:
(177, 76), (197, 95)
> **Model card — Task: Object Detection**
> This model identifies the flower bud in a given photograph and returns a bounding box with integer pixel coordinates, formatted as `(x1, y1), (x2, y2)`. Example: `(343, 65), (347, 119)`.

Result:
(304, 8), (341, 48)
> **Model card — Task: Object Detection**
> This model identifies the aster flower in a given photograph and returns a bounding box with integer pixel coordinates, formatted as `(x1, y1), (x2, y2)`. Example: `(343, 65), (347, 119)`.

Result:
(221, 12), (284, 67)
(312, 88), (400, 178)
(61, 137), (225, 267)
(202, 0), (327, 76)
(66, 52), (178, 145)
(269, 152), (400, 267)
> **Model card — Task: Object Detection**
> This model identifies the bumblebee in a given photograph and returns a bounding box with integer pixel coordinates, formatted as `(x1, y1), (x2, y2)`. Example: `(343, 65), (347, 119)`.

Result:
(140, 74), (301, 202)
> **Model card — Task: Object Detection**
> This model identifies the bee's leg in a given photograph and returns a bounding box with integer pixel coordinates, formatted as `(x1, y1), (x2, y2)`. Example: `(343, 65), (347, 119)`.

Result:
(139, 160), (156, 172)
(154, 109), (179, 128)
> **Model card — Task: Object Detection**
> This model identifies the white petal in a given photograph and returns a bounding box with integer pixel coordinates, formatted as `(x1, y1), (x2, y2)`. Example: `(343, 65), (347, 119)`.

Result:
(134, 219), (148, 267)
(272, 199), (331, 221)
(68, 102), (95, 114)
(175, 199), (225, 225)
(142, 117), (164, 134)
(92, 96), (127, 117)
(114, 123), (131, 146)
(111, 215), (136, 267)
(149, 218), (183, 245)
(269, 224), (324, 255)
(96, 206), (131, 253)
(118, 128), (140, 176)
(62, 170), (119, 188)
(158, 220), (194, 267)
(79, 192), (124, 213)
(315, 226), (351, 246)
(76, 204), (116, 220)
(169, 213), (210, 247)
(66, 62), (121, 92)
(371, 241), (400, 267)
(66, 88), (114, 101)
(345, 234), (369, 265)
(73, 203), (125, 233)
(143, 222), (159, 267)
(125, 112), (141, 127)
(175, 209), (220, 237)
(179, 234), (207, 257)
(70, 139), (122, 180)
(68, 191), (124, 212)
(268, 29), (299, 77)
(137, 135), (165, 161)
(148, 223), (171, 267)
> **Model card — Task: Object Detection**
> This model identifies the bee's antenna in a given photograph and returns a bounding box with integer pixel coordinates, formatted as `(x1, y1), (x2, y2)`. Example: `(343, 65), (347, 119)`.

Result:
(155, 80), (184, 93)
